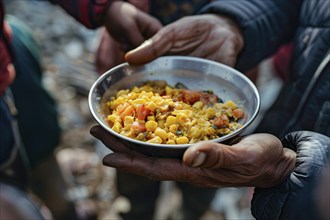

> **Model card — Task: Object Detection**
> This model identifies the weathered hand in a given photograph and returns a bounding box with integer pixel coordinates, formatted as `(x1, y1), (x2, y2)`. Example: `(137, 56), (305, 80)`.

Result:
(125, 14), (244, 67)
(90, 125), (296, 188)
(103, 1), (162, 50)
(95, 28), (125, 75)
(251, 131), (330, 219)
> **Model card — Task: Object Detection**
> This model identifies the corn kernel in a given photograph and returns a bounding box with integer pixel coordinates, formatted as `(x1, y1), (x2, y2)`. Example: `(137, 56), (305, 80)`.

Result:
(176, 136), (189, 144)
(116, 89), (129, 98)
(188, 126), (202, 138)
(131, 86), (140, 93)
(176, 113), (187, 125)
(113, 96), (126, 106)
(206, 108), (216, 118)
(147, 136), (163, 144)
(107, 115), (118, 123)
(224, 100), (237, 109)
(166, 140), (176, 144)
(112, 122), (122, 133)
(147, 115), (155, 121)
(159, 104), (169, 112)
(205, 127), (215, 135)
(124, 116), (134, 126)
(154, 127), (168, 140)
(169, 124), (178, 133)
(158, 119), (165, 128)
(165, 86), (173, 95)
(146, 101), (157, 112)
(168, 132), (176, 140)
(192, 101), (204, 109)
(145, 121), (158, 132)
(131, 98), (145, 108)
(166, 116), (177, 126)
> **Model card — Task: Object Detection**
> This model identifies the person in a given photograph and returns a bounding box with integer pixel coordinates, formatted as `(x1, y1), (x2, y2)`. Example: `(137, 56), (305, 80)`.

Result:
(90, 0), (330, 219)
(95, 0), (212, 74)
(95, 1), (229, 219)
(0, 0), (160, 219)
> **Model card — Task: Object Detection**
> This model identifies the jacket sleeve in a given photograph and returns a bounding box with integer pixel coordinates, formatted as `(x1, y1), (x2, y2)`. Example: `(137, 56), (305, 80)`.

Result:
(198, 0), (300, 72)
(251, 131), (330, 220)
(47, 0), (112, 29)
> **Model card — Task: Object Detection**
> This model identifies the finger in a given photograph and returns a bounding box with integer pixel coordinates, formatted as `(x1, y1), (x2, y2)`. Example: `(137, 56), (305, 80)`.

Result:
(90, 125), (132, 154)
(119, 12), (161, 48)
(120, 23), (146, 49)
(95, 32), (125, 74)
(124, 27), (174, 65)
(136, 11), (162, 39)
(183, 141), (255, 169)
(103, 152), (194, 182)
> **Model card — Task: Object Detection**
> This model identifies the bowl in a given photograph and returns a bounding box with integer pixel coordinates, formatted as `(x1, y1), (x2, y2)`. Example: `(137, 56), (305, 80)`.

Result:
(88, 56), (260, 158)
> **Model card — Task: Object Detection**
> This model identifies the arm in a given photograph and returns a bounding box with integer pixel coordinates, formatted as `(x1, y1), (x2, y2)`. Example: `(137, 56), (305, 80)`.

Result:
(125, 0), (300, 72)
(48, 0), (111, 29)
(48, 0), (161, 48)
(90, 125), (296, 188)
(251, 131), (330, 219)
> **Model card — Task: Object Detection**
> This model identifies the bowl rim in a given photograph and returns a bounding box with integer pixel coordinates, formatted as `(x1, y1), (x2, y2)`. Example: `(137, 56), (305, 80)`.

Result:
(88, 56), (260, 149)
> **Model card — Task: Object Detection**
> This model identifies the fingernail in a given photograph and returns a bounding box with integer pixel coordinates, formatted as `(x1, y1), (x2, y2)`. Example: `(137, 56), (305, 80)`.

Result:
(139, 39), (152, 48)
(191, 151), (206, 167)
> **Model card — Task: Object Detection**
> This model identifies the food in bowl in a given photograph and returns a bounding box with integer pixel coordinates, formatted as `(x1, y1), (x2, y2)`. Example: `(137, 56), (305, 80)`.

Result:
(101, 80), (244, 145)
(88, 56), (260, 157)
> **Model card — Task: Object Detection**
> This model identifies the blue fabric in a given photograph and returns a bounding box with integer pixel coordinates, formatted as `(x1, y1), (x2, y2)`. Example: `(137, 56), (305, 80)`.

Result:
(0, 95), (15, 167)
(200, 0), (330, 138)
(1, 16), (60, 168)
(199, 0), (299, 72)
(150, 0), (210, 25)
(252, 131), (330, 220)
(8, 17), (60, 168)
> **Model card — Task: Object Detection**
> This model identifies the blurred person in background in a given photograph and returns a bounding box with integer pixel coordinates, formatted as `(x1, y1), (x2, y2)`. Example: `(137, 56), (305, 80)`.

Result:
(0, 0), (160, 219)
(95, 1), (228, 220)
(91, 0), (330, 219)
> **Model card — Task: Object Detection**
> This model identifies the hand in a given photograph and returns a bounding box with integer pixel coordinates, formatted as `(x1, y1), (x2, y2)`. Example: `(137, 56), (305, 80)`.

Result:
(103, 1), (162, 50)
(95, 28), (125, 75)
(251, 131), (330, 220)
(125, 14), (244, 67)
(90, 125), (296, 188)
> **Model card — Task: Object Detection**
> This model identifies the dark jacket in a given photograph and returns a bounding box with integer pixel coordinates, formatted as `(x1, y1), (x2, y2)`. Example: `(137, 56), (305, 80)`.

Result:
(200, 1), (330, 219)
(253, 131), (330, 220)
(200, 0), (330, 137)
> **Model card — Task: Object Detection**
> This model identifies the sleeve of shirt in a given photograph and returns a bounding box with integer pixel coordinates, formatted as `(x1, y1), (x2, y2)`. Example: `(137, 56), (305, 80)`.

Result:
(198, 0), (300, 72)
(48, 0), (112, 29)
(251, 131), (330, 219)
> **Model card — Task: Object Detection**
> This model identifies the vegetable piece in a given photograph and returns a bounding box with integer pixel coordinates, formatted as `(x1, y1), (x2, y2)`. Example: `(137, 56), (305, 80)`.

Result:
(233, 109), (244, 119)
(180, 90), (201, 104)
(145, 121), (158, 132)
(147, 136), (163, 144)
(136, 105), (151, 120)
(131, 121), (146, 132)
(176, 136), (189, 144)
(154, 127), (168, 141)
(213, 115), (229, 128)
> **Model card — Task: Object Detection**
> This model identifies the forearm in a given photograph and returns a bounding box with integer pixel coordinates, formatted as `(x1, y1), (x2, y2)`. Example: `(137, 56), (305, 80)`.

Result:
(48, 0), (112, 29)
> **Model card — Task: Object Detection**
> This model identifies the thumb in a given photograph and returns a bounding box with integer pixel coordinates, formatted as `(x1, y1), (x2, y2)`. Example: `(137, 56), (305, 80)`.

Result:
(124, 28), (173, 65)
(183, 141), (244, 169)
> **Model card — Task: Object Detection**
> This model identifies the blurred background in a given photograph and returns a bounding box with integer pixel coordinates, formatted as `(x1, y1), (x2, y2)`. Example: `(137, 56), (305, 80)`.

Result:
(3, 1), (282, 219)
